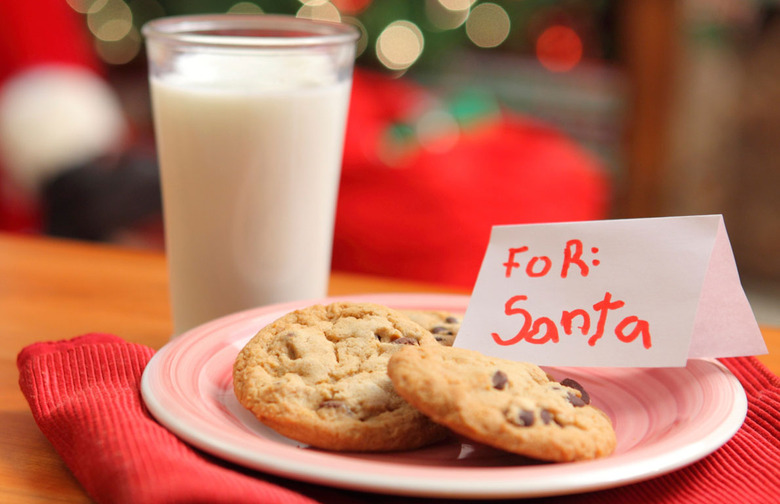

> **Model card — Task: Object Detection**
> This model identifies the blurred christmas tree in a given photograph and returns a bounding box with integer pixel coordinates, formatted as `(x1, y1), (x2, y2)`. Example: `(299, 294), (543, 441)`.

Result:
(67, 0), (623, 171)
(68, 0), (617, 74)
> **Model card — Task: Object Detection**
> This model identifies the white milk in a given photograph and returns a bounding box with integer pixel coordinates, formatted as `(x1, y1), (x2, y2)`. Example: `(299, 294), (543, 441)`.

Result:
(150, 77), (351, 335)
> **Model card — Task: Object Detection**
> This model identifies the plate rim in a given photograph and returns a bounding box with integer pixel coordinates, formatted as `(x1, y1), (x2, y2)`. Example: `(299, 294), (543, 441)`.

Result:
(141, 293), (748, 499)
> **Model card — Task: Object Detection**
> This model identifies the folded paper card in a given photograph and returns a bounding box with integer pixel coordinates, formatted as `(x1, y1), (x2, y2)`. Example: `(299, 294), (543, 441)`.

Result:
(456, 215), (767, 367)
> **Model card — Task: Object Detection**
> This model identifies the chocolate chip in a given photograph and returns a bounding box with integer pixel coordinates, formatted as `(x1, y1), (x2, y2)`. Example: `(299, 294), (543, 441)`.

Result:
(392, 337), (418, 345)
(319, 400), (352, 415)
(516, 409), (535, 427)
(561, 378), (590, 405)
(566, 392), (586, 407)
(444, 316), (459, 324)
(540, 409), (553, 425)
(431, 326), (453, 335)
(283, 333), (299, 359)
(492, 370), (508, 390)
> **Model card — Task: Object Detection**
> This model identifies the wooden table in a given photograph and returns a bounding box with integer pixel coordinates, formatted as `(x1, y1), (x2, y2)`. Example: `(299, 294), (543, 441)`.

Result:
(1, 232), (777, 503)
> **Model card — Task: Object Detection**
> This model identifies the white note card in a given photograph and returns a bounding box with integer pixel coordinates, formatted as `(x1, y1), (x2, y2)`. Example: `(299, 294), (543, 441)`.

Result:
(456, 215), (767, 367)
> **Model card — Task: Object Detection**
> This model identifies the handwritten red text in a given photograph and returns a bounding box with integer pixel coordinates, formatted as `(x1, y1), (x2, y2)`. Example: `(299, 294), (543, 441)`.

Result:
(503, 240), (601, 279)
(491, 292), (652, 349)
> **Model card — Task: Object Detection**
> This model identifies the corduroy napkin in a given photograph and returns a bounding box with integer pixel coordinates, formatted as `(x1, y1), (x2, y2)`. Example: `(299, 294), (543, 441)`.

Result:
(18, 334), (780, 504)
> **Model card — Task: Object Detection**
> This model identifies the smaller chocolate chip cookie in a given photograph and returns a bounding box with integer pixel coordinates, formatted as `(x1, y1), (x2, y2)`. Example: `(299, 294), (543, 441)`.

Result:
(387, 345), (616, 462)
(233, 302), (448, 452)
(400, 310), (461, 346)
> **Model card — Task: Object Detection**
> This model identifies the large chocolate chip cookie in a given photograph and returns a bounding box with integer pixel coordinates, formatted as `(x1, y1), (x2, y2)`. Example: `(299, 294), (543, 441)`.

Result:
(387, 345), (617, 462)
(233, 302), (448, 452)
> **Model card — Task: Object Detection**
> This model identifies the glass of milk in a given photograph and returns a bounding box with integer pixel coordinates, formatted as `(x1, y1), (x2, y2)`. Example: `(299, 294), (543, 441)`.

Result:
(143, 15), (358, 336)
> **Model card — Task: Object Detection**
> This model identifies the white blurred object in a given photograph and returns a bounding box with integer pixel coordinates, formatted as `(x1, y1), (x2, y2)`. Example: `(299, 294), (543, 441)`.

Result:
(0, 65), (127, 193)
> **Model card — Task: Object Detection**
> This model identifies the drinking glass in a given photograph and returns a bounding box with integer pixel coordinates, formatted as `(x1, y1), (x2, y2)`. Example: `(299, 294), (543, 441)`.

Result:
(143, 15), (359, 335)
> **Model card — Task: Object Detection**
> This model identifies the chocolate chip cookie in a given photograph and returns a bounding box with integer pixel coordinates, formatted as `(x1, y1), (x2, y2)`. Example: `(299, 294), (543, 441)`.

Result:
(387, 345), (617, 462)
(233, 302), (448, 452)
(400, 310), (461, 346)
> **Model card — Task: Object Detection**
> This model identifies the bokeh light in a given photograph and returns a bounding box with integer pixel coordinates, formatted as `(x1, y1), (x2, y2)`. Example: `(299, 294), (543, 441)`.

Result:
(341, 16), (370, 58)
(87, 0), (133, 42)
(376, 20), (424, 72)
(439, 0), (475, 9)
(228, 2), (264, 14)
(425, 0), (474, 31)
(297, 1), (342, 23)
(66, 0), (102, 14)
(535, 25), (583, 72)
(94, 25), (142, 65)
(465, 3), (510, 48)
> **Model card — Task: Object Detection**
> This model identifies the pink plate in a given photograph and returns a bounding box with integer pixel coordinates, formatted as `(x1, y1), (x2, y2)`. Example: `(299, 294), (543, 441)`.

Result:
(141, 293), (747, 499)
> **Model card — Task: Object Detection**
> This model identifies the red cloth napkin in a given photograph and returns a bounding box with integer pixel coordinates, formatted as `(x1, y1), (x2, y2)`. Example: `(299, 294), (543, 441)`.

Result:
(18, 334), (780, 504)
(17, 334), (325, 504)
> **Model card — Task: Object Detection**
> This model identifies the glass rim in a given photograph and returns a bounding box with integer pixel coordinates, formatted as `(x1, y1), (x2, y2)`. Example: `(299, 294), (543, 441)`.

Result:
(142, 14), (360, 49)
